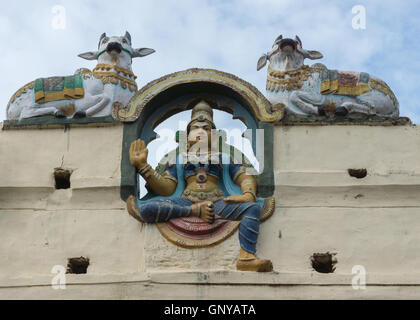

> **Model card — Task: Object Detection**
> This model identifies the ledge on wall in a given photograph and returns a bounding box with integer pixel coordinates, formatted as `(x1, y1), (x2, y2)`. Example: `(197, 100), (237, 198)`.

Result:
(279, 112), (412, 126)
(2, 115), (118, 130)
(2, 271), (420, 299)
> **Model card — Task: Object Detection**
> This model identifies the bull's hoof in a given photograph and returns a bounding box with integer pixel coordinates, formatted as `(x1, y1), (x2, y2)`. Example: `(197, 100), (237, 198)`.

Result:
(73, 111), (87, 118)
(335, 107), (349, 117)
(54, 110), (66, 118)
(318, 106), (326, 116)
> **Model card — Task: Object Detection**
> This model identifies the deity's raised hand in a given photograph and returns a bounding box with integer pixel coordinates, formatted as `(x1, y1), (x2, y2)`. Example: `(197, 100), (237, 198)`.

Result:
(129, 139), (149, 170)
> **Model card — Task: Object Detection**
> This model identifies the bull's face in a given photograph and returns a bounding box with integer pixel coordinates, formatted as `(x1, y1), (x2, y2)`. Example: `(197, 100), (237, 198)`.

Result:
(78, 32), (155, 70)
(257, 35), (323, 72)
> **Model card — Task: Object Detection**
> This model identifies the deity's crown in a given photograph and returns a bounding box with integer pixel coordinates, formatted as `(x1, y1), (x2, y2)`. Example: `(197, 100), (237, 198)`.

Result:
(187, 100), (216, 131)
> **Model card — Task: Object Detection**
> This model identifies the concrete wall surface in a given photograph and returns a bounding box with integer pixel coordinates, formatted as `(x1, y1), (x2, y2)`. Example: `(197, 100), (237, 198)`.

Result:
(1, 121), (420, 299)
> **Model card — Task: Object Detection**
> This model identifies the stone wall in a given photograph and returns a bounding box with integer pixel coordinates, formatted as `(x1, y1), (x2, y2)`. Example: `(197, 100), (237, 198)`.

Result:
(0, 122), (145, 279)
(1, 121), (420, 299)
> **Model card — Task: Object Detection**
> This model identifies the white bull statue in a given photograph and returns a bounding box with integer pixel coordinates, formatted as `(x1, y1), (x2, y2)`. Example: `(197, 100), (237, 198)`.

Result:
(6, 32), (155, 120)
(257, 35), (399, 117)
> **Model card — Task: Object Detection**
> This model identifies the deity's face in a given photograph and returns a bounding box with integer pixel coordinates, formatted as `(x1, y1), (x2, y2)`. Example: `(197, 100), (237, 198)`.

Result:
(187, 121), (215, 153)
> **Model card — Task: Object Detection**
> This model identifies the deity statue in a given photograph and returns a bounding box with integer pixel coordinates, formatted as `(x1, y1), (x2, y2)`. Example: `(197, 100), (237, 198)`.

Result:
(127, 100), (273, 272)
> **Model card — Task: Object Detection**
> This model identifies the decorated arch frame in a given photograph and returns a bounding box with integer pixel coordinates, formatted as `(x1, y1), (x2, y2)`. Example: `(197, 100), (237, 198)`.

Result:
(119, 68), (283, 201)
(119, 69), (283, 248)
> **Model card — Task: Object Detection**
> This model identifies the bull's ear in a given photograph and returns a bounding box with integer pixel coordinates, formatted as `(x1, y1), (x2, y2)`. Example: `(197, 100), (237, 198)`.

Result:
(78, 51), (97, 61)
(132, 48), (155, 58)
(257, 54), (268, 71)
(304, 50), (323, 60)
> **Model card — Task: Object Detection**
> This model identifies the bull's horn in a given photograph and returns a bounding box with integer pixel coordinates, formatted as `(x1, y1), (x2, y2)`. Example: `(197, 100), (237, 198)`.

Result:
(275, 34), (283, 43)
(99, 32), (107, 48)
(295, 35), (302, 46)
(125, 31), (132, 45)
(257, 54), (268, 71)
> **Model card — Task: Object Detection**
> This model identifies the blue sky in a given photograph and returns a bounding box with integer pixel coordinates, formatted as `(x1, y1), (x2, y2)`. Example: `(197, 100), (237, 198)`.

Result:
(0, 0), (419, 122)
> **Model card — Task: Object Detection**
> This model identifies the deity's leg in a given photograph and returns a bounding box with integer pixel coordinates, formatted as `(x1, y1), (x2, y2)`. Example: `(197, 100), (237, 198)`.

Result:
(214, 200), (273, 272)
(214, 201), (261, 253)
(136, 198), (193, 223)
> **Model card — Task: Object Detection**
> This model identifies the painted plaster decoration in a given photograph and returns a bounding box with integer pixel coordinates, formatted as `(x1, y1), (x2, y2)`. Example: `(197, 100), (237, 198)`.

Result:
(257, 35), (399, 117)
(6, 32), (155, 120)
(127, 100), (274, 272)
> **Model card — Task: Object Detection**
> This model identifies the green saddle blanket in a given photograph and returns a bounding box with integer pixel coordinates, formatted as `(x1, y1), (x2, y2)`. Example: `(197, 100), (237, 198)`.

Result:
(34, 75), (84, 104)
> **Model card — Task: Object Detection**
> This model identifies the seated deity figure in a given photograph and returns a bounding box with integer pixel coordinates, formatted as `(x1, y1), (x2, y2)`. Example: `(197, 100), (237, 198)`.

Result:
(128, 100), (273, 272)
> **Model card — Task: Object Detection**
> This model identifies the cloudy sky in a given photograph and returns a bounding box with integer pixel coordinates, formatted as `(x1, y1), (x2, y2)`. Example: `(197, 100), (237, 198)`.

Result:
(0, 0), (419, 123)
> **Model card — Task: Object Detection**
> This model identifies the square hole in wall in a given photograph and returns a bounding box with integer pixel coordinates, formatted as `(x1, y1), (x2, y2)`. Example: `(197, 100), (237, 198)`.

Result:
(66, 257), (90, 274)
(54, 168), (72, 189)
(311, 252), (337, 274)
(348, 168), (367, 179)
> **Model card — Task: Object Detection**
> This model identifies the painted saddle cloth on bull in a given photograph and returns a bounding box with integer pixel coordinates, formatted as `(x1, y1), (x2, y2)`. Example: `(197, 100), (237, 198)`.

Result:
(320, 69), (370, 96)
(34, 75), (84, 104)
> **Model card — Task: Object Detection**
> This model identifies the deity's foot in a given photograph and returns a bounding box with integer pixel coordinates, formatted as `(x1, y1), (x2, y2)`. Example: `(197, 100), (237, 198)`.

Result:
(190, 201), (215, 224)
(236, 258), (273, 272)
(126, 195), (145, 223)
(236, 249), (273, 272)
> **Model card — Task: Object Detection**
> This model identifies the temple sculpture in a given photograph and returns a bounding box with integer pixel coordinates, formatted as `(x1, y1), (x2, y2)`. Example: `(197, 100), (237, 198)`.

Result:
(6, 32), (155, 120)
(126, 100), (273, 272)
(257, 35), (399, 117)
(2, 29), (419, 300)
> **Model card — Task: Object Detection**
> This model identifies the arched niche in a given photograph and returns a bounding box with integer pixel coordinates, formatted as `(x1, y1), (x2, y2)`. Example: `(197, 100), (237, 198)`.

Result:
(119, 68), (283, 201)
